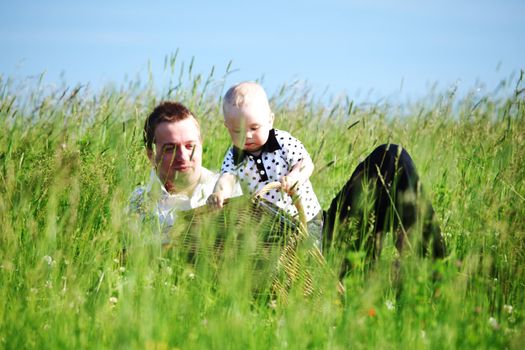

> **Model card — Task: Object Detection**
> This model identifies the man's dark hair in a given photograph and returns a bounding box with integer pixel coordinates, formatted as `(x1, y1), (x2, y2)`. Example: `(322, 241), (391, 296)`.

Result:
(143, 101), (197, 150)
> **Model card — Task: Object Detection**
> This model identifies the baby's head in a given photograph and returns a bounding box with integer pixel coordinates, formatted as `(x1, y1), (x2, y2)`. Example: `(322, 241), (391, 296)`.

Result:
(223, 82), (274, 153)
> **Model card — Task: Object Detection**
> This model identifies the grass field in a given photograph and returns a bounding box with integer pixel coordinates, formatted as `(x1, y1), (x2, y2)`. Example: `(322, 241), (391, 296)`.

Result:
(1, 63), (524, 349)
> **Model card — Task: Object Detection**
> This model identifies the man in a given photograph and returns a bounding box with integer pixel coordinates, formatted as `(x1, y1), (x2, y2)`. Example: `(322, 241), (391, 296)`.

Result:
(131, 101), (445, 275)
(322, 143), (447, 276)
(129, 101), (240, 241)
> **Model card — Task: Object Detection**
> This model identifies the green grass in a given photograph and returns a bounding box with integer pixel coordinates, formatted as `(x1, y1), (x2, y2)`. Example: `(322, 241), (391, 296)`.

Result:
(1, 64), (524, 349)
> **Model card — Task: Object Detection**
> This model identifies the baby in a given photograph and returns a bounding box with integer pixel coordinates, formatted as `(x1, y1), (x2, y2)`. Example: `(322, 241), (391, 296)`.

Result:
(207, 82), (323, 246)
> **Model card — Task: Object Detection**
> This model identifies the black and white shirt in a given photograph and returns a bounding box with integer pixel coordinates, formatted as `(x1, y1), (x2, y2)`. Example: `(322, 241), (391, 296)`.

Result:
(221, 129), (321, 221)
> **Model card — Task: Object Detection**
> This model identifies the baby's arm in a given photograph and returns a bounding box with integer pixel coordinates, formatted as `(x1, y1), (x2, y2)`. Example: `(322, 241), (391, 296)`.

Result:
(207, 173), (237, 208)
(280, 157), (314, 195)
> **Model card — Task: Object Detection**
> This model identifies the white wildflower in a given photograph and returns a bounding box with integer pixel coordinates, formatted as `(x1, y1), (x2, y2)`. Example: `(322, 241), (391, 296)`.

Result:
(109, 296), (118, 305)
(43, 255), (53, 266)
(503, 304), (513, 314)
(488, 317), (499, 330)
(385, 299), (395, 311)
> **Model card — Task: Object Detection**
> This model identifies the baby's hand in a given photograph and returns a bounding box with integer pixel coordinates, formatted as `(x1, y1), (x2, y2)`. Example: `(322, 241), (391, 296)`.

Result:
(280, 175), (299, 195)
(207, 192), (225, 209)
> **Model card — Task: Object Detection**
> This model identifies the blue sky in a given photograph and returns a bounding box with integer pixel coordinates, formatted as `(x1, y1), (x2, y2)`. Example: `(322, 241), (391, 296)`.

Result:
(1, 0), (523, 101)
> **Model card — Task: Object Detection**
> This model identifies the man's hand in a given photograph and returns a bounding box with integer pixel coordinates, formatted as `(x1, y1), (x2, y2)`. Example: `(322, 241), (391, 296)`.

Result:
(207, 192), (225, 209)
(280, 175), (300, 195)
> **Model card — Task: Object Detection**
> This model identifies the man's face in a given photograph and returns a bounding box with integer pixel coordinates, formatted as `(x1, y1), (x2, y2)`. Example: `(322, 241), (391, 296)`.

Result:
(148, 117), (203, 193)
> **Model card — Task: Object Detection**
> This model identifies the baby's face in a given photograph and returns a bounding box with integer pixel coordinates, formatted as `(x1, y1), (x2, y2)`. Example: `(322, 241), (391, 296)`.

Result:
(224, 103), (273, 154)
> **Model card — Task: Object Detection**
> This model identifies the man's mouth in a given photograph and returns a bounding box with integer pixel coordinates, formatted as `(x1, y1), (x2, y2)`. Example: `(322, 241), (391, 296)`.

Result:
(173, 164), (191, 171)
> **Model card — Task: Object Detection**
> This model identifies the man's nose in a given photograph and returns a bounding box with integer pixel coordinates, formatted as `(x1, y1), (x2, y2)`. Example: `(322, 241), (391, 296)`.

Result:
(174, 145), (187, 160)
(246, 130), (253, 139)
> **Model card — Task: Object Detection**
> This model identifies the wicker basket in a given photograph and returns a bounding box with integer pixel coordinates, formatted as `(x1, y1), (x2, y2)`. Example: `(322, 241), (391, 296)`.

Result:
(165, 182), (337, 298)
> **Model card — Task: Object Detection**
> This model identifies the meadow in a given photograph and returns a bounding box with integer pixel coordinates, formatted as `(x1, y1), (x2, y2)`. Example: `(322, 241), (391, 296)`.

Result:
(1, 60), (524, 349)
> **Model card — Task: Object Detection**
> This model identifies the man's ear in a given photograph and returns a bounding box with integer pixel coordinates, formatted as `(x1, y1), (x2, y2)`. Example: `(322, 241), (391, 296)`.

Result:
(147, 148), (155, 165)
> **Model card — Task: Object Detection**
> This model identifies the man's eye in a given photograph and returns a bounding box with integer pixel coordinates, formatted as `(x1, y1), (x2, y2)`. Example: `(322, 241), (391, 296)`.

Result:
(163, 145), (175, 153)
(185, 144), (194, 150)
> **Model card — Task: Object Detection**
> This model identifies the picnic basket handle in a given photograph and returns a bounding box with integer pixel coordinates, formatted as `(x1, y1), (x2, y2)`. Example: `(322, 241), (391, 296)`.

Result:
(253, 182), (346, 296)
(252, 181), (308, 234)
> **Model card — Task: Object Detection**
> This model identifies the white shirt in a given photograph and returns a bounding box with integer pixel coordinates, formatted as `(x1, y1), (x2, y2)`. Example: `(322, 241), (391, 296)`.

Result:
(129, 168), (241, 241)
(221, 129), (322, 221)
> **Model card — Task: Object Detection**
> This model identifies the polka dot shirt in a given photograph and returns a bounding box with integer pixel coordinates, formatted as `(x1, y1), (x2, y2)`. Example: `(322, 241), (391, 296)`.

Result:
(221, 129), (322, 221)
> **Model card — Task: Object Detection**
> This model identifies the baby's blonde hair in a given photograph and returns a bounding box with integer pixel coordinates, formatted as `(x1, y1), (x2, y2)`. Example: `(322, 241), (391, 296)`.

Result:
(223, 82), (271, 117)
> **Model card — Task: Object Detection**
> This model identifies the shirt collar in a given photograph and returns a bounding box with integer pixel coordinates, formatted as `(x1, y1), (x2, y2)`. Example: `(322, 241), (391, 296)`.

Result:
(147, 168), (210, 199)
(231, 128), (281, 165)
